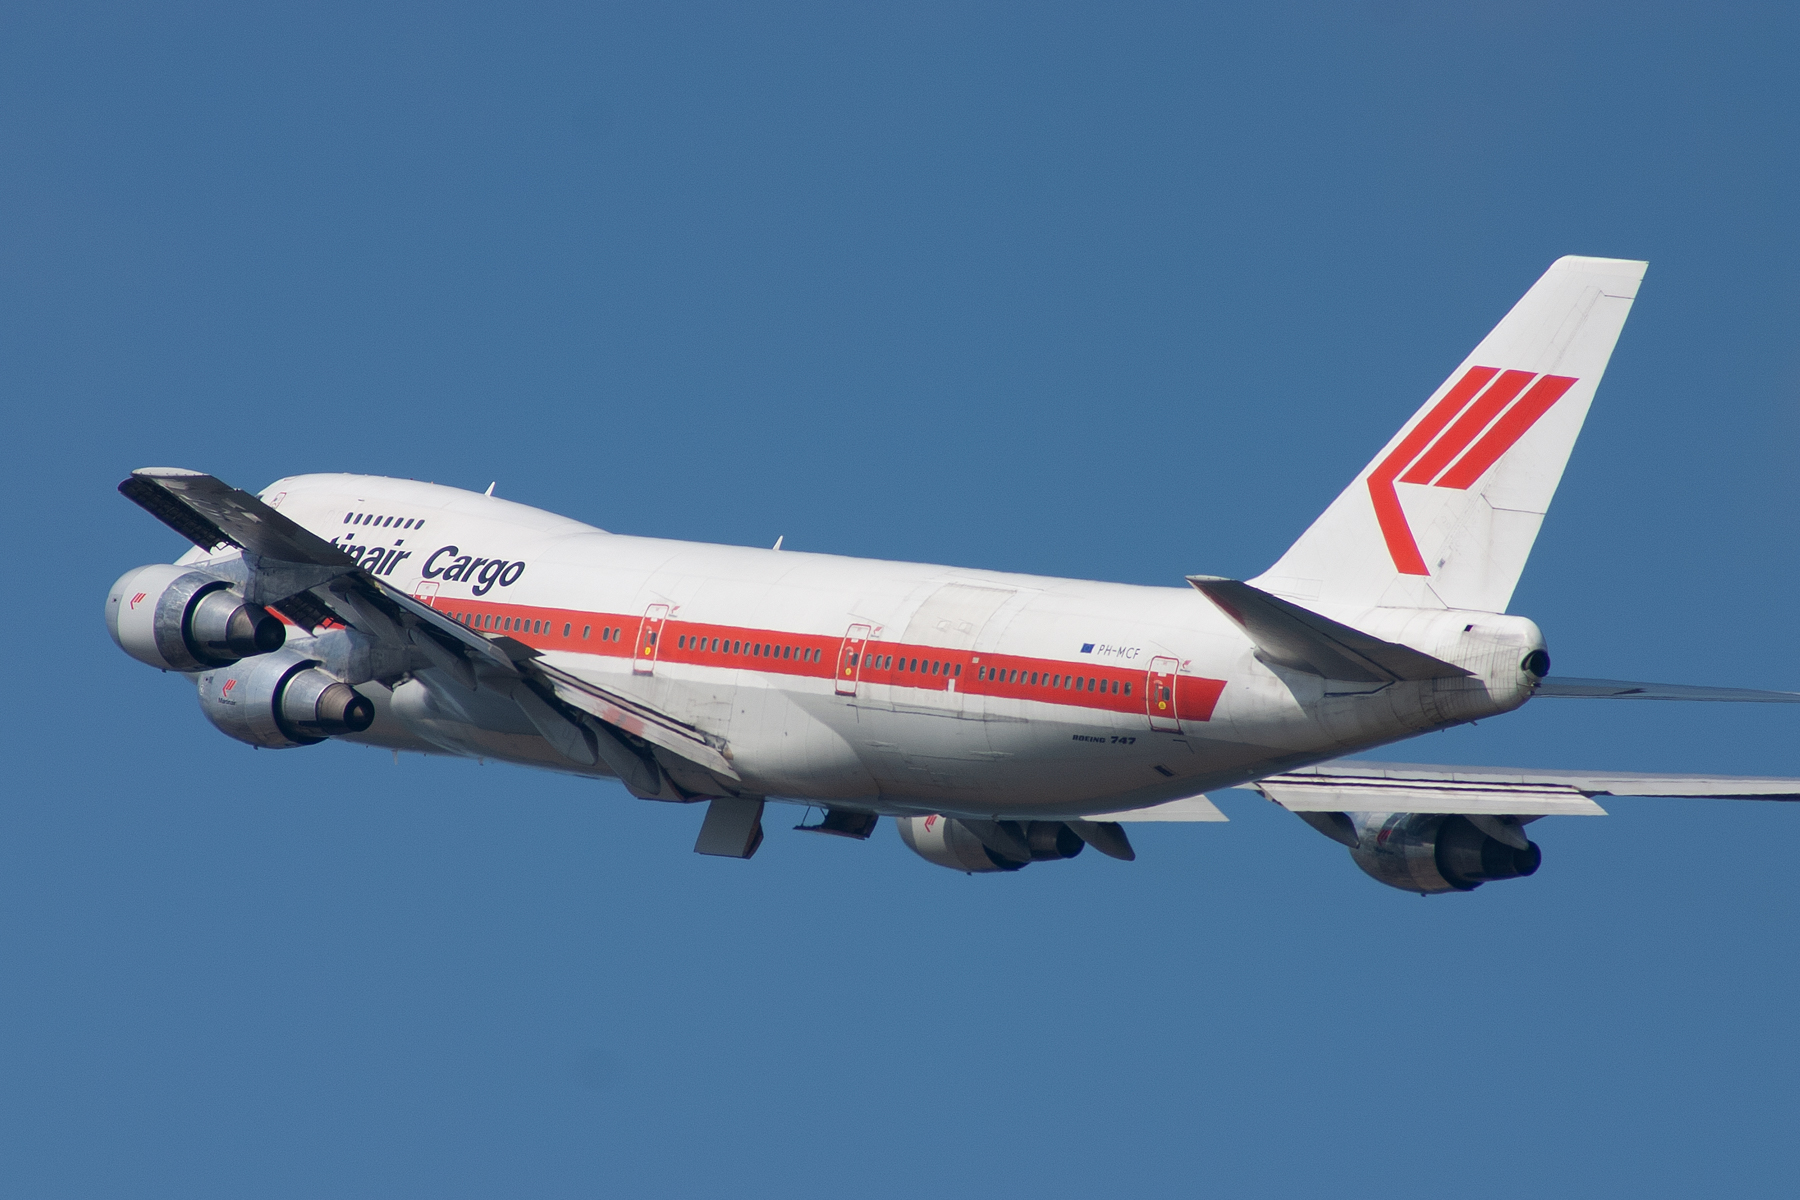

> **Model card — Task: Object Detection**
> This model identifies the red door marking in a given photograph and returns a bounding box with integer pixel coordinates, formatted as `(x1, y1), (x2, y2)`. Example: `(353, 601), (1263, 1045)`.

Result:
(634, 604), (669, 675)
(1147, 657), (1180, 731)
(836, 624), (872, 696)
(1175, 676), (1227, 723)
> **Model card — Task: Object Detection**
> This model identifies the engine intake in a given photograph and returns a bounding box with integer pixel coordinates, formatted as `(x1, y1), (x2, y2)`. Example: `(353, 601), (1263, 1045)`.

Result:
(196, 649), (375, 748)
(1346, 812), (1541, 894)
(107, 563), (284, 671)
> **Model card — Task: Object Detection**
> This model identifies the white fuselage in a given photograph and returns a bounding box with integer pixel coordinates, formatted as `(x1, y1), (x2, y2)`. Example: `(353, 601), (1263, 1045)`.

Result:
(201, 474), (1546, 819)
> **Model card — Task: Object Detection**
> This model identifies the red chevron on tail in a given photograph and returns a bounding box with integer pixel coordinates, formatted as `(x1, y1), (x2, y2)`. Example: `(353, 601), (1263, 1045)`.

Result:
(1368, 365), (1578, 575)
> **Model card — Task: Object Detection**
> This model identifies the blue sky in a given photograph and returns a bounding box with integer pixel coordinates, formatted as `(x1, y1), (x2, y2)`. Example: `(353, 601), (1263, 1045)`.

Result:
(3, 3), (1798, 1196)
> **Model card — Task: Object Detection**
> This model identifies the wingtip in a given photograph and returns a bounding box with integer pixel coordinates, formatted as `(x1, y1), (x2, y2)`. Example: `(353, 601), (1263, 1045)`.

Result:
(1549, 254), (1649, 278)
(129, 467), (211, 478)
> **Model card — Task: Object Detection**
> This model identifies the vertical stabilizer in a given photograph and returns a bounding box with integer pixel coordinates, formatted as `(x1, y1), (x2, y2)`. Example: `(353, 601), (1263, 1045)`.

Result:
(1252, 255), (1646, 613)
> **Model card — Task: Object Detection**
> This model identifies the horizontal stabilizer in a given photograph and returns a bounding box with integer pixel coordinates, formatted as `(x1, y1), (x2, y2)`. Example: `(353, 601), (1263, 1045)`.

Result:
(1187, 576), (1469, 683)
(1241, 759), (1800, 816)
(1535, 677), (1800, 703)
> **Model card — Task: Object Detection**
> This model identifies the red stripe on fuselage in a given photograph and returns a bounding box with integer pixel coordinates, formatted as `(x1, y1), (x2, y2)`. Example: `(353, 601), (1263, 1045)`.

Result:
(417, 598), (1223, 720)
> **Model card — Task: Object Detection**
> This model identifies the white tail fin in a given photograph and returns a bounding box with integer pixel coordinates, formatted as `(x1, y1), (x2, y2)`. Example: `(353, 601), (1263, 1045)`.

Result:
(1252, 255), (1646, 614)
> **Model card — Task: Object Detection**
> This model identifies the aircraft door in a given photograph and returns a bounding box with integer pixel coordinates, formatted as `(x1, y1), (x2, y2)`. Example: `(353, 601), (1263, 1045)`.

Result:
(634, 604), (670, 675)
(835, 624), (872, 696)
(1147, 657), (1180, 731)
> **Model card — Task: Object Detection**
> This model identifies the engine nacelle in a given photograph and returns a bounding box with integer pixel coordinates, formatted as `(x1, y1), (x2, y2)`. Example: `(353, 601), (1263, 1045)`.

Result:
(196, 648), (375, 748)
(896, 815), (1085, 873)
(106, 563), (285, 671)
(1348, 813), (1542, 894)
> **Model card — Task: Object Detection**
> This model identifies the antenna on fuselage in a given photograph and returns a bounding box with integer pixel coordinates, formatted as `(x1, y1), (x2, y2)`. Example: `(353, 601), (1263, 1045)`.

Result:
(772, 535), (784, 551)
(484, 482), (496, 496)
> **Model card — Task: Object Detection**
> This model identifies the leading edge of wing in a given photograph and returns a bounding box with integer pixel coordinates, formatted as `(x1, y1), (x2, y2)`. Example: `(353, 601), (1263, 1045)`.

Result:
(1534, 676), (1800, 702)
(1243, 759), (1800, 816)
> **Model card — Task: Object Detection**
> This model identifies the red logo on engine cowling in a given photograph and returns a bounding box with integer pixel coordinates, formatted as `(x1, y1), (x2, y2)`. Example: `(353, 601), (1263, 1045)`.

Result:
(129, 592), (147, 610)
(1369, 365), (1578, 575)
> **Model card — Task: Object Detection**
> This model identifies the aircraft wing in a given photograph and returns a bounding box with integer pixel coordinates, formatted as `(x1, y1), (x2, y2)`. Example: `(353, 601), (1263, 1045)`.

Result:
(1084, 795), (1230, 822)
(1241, 759), (1800, 817)
(118, 467), (738, 793)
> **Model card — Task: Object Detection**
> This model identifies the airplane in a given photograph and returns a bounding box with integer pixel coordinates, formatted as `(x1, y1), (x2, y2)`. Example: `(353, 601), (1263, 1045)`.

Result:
(104, 255), (1800, 894)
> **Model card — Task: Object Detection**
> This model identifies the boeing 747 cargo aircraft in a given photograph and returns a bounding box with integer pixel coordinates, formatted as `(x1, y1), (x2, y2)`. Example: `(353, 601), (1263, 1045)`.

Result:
(106, 256), (1800, 892)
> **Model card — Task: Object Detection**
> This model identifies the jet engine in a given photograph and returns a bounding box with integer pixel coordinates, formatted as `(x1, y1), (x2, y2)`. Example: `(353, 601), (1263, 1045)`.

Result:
(896, 815), (1086, 873)
(107, 563), (285, 671)
(196, 648), (375, 748)
(1345, 812), (1541, 894)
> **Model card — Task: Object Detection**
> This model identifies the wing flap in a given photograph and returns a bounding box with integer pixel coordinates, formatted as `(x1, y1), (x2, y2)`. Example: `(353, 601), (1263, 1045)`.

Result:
(1187, 576), (1469, 683)
(1253, 775), (1606, 816)
(535, 661), (740, 782)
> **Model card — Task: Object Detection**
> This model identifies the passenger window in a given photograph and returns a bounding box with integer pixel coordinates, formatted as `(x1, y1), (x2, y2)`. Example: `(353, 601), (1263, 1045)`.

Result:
(583, 626), (591, 638)
(954, 664), (961, 677)
(564, 623), (571, 637)
(1123, 682), (1132, 696)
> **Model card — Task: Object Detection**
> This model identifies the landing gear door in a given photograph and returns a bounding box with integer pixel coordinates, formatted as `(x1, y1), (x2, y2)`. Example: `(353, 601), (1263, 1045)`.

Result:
(1147, 656), (1180, 731)
(836, 624), (872, 696)
(634, 604), (670, 675)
